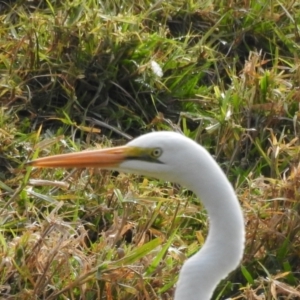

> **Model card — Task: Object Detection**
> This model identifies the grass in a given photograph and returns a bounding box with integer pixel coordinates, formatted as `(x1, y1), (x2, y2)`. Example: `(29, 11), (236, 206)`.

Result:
(1, 0), (300, 299)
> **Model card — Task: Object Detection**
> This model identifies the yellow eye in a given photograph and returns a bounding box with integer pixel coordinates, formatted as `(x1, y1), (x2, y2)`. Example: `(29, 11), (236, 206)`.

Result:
(150, 148), (163, 158)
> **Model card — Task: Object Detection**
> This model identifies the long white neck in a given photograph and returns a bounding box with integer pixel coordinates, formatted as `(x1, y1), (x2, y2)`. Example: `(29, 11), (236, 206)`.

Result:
(174, 146), (245, 300)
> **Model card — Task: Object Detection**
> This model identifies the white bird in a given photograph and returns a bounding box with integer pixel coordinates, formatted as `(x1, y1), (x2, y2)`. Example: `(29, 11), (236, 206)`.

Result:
(29, 131), (245, 300)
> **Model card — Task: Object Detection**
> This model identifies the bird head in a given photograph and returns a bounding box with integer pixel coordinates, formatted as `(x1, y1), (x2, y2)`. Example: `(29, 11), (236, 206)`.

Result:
(27, 132), (197, 184)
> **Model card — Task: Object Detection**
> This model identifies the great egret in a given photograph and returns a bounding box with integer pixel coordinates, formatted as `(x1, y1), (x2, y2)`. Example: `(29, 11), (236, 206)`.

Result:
(28, 131), (245, 300)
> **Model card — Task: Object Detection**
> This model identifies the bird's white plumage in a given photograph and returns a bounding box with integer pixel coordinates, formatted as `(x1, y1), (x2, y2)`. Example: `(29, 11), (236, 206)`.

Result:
(30, 131), (245, 300)
(120, 132), (245, 300)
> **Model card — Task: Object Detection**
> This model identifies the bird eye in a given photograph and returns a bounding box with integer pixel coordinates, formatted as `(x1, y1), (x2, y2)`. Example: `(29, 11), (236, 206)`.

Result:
(151, 148), (162, 158)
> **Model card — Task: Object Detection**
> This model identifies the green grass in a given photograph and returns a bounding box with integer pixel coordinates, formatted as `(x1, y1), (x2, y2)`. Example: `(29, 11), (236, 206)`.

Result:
(1, 0), (300, 299)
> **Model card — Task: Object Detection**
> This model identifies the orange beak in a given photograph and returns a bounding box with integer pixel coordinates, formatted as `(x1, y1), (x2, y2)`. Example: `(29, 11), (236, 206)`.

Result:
(28, 146), (130, 169)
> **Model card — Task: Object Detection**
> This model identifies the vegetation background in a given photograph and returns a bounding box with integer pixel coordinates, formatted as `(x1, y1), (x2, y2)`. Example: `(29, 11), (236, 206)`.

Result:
(0, 0), (300, 299)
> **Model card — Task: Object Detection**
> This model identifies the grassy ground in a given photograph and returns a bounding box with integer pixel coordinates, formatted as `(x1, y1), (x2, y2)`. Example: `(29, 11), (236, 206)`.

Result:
(1, 0), (300, 299)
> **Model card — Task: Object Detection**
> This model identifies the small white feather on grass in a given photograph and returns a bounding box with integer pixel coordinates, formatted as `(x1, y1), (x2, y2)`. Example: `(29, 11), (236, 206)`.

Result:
(150, 60), (163, 77)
